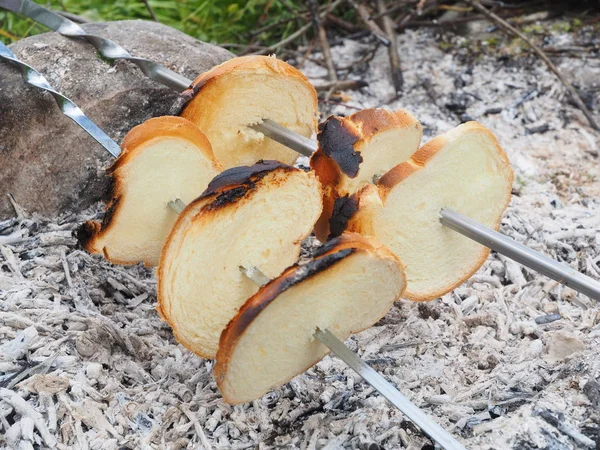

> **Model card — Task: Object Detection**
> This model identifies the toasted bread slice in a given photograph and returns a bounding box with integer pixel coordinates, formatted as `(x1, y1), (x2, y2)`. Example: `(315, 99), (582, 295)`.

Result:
(311, 109), (422, 241)
(78, 116), (223, 267)
(179, 55), (318, 168)
(215, 233), (406, 404)
(157, 161), (323, 359)
(344, 122), (513, 301)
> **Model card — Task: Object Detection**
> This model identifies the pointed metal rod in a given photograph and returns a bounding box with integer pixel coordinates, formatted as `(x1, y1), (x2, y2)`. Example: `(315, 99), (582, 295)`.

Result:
(5, 0), (599, 300)
(0, 0), (190, 92)
(251, 120), (317, 157)
(166, 209), (465, 448)
(314, 328), (466, 450)
(440, 209), (600, 301)
(0, 41), (121, 157)
(0, 0), (316, 158)
(238, 265), (465, 450)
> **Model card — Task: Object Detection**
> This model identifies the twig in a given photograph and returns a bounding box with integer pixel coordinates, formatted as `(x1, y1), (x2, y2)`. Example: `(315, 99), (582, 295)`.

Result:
(347, 0), (390, 46)
(325, 13), (361, 32)
(465, 0), (599, 131)
(180, 405), (213, 450)
(7, 193), (28, 219)
(315, 79), (368, 92)
(369, 2), (410, 21)
(141, 0), (158, 22)
(251, 0), (344, 56)
(307, 0), (337, 82)
(0, 387), (57, 447)
(61, 249), (73, 288)
(376, 0), (403, 94)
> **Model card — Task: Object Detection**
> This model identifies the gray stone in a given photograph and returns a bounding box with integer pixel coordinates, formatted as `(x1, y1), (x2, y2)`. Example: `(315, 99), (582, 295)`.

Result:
(0, 20), (232, 219)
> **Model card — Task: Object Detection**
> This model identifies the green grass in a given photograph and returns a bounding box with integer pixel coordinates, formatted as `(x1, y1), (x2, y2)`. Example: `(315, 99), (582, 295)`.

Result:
(0, 0), (309, 49)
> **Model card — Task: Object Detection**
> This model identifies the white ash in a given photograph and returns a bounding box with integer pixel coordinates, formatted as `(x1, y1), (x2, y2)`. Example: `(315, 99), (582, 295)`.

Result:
(1, 24), (600, 450)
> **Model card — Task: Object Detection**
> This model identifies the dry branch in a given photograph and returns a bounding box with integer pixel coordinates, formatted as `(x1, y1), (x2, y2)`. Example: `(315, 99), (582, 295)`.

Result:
(348, 0), (391, 46)
(308, 0), (337, 82)
(314, 79), (368, 92)
(376, 0), (403, 94)
(466, 0), (599, 131)
(325, 13), (361, 33)
(141, 0), (158, 22)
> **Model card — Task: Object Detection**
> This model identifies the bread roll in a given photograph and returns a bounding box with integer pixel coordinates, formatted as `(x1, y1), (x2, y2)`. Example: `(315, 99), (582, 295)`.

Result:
(215, 233), (406, 404)
(179, 55), (318, 168)
(157, 161), (323, 359)
(311, 109), (422, 241)
(344, 122), (513, 301)
(78, 116), (222, 267)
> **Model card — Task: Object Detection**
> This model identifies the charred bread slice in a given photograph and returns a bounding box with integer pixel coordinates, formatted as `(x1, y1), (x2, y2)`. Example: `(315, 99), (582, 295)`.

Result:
(157, 161), (323, 359)
(311, 109), (422, 241)
(179, 55), (318, 168)
(78, 116), (223, 267)
(215, 233), (406, 404)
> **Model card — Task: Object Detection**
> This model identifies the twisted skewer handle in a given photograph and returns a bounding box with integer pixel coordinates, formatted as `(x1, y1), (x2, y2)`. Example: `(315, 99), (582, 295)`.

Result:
(0, 40), (121, 157)
(0, 0), (192, 92)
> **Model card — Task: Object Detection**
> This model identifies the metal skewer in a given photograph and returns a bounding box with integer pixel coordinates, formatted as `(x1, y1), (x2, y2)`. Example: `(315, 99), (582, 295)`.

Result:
(4, 0), (599, 301)
(0, 41), (121, 158)
(251, 120), (317, 157)
(440, 209), (600, 301)
(0, 0), (190, 92)
(247, 124), (600, 301)
(168, 203), (465, 448)
(238, 265), (466, 450)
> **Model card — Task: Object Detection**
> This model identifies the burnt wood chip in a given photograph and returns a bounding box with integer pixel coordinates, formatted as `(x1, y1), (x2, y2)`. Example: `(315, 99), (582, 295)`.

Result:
(535, 313), (562, 325)
(317, 117), (363, 178)
(583, 380), (600, 407)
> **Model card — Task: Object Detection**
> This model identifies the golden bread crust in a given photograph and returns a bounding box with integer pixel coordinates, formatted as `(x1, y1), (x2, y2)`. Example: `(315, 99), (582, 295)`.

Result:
(348, 121), (514, 302)
(180, 55), (318, 127)
(77, 116), (221, 265)
(214, 232), (404, 401)
(156, 162), (323, 357)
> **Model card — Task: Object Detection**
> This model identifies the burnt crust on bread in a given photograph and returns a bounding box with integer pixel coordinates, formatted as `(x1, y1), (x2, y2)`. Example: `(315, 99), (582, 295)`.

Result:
(156, 161), (321, 327)
(317, 116), (362, 178)
(201, 160), (290, 198)
(175, 55), (317, 116)
(311, 108), (421, 183)
(77, 116), (220, 265)
(215, 233), (398, 388)
(199, 161), (295, 212)
(328, 194), (359, 239)
(77, 196), (122, 254)
(311, 109), (422, 242)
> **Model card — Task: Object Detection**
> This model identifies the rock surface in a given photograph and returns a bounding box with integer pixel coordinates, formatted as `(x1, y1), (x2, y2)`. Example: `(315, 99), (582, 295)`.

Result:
(0, 20), (232, 219)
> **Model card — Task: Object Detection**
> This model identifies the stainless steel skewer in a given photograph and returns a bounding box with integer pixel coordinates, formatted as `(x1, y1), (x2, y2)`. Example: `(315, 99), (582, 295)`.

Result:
(315, 328), (466, 450)
(238, 265), (466, 450)
(440, 209), (600, 301)
(0, 0), (316, 157)
(249, 124), (600, 301)
(0, 41), (121, 158)
(4, 0), (599, 301)
(0, 0), (190, 92)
